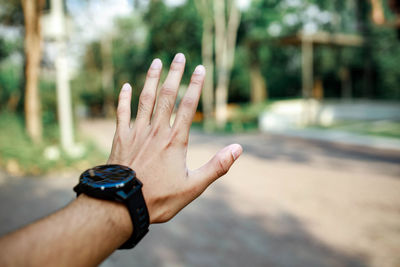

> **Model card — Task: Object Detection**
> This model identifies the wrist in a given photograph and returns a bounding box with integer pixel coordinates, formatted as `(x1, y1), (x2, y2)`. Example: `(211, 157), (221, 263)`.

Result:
(76, 194), (133, 242)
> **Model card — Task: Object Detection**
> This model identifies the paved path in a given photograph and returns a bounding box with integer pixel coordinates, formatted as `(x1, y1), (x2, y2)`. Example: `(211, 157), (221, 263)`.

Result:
(1, 119), (399, 267)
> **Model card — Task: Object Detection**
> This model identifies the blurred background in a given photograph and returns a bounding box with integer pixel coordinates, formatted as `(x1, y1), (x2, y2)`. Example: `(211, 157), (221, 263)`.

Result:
(0, 0), (399, 266)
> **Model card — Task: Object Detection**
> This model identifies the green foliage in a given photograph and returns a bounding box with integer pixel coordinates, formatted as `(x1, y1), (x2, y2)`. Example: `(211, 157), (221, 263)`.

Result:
(370, 26), (400, 99)
(71, 0), (400, 115)
(0, 58), (23, 109)
(229, 46), (251, 103)
(0, 27), (24, 111)
(0, 0), (24, 26)
(39, 78), (58, 126)
(74, 0), (203, 117)
(144, 0), (202, 83)
(0, 112), (107, 175)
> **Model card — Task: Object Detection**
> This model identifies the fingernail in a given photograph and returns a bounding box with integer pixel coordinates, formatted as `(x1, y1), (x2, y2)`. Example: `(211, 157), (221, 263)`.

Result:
(173, 53), (185, 63)
(231, 144), (243, 161)
(150, 58), (162, 70)
(193, 65), (205, 75)
(122, 83), (131, 91)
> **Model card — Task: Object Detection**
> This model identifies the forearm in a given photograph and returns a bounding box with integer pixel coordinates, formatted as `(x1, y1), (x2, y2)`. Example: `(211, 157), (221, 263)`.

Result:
(0, 194), (132, 267)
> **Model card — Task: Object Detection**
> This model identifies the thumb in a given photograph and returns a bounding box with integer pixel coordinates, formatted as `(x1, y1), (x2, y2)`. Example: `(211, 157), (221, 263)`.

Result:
(191, 144), (242, 189)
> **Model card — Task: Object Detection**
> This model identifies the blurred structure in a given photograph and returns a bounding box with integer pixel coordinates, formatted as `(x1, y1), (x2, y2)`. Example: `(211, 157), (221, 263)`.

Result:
(42, 0), (78, 156)
(277, 31), (364, 125)
(279, 31), (364, 101)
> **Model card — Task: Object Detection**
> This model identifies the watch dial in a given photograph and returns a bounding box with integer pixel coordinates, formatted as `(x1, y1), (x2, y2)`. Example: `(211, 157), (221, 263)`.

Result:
(81, 165), (135, 186)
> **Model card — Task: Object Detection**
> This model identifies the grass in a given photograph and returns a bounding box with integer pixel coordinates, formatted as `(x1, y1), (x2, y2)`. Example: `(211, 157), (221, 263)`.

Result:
(0, 112), (107, 176)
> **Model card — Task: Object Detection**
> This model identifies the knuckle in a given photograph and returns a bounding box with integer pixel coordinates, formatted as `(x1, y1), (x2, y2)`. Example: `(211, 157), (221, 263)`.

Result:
(165, 129), (180, 149)
(119, 92), (128, 101)
(160, 85), (177, 96)
(139, 92), (155, 106)
(216, 157), (230, 177)
(159, 98), (174, 113)
(178, 112), (192, 127)
(150, 124), (160, 137)
(146, 69), (160, 79)
(140, 91), (155, 102)
(181, 97), (195, 108)
(137, 102), (150, 117)
(190, 76), (203, 86)
(170, 62), (183, 71)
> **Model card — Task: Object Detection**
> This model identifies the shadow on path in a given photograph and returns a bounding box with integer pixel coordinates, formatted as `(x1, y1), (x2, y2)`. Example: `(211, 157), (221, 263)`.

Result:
(111, 185), (366, 267)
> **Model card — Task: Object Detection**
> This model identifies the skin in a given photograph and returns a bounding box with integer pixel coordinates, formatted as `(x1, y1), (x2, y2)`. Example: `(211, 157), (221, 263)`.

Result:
(0, 53), (242, 267)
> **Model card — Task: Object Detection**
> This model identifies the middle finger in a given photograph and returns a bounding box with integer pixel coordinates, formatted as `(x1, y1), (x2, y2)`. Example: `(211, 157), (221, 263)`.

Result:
(152, 53), (186, 126)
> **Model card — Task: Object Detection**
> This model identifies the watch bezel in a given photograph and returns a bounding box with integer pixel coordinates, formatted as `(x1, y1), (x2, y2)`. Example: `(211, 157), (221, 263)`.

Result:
(74, 164), (140, 201)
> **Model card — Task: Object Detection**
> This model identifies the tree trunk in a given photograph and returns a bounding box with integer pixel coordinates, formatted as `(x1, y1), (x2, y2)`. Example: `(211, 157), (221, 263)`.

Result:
(196, 0), (214, 131)
(214, 0), (240, 129)
(22, 0), (44, 144)
(250, 63), (267, 104)
(100, 35), (115, 118)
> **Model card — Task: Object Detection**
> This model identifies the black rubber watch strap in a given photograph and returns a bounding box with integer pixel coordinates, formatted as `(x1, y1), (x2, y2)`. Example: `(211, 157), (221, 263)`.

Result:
(119, 185), (150, 249)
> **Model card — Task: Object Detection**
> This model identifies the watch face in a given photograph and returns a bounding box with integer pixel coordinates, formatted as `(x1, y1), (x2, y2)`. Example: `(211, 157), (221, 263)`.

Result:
(80, 164), (136, 189)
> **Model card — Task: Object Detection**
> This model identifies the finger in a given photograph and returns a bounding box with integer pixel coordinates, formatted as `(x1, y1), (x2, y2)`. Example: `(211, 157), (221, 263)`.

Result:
(136, 58), (162, 126)
(190, 144), (242, 192)
(152, 53), (186, 125)
(116, 83), (132, 129)
(172, 65), (205, 142)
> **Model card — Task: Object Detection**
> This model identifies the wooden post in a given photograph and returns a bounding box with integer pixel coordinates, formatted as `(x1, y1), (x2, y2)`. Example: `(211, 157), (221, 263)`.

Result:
(301, 37), (313, 125)
(301, 38), (313, 99)
(250, 63), (267, 104)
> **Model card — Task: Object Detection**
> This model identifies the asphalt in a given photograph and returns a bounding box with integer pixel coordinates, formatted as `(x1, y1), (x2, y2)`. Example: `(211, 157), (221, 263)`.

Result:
(0, 120), (399, 267)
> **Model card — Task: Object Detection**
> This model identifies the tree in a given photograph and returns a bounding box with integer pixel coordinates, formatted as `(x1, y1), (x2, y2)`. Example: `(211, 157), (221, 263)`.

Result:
(195, 0), (214, 131)
(213, 0), (241, 129)
(100, 35), (115, 118)
(21, 0), (45, 143)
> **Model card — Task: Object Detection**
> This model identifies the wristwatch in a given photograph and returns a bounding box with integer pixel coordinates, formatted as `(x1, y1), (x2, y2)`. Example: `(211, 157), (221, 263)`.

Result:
(73, 164), (150, 249)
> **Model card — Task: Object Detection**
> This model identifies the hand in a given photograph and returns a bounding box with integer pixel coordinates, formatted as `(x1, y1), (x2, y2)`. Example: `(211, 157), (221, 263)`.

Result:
(107, 53), (242, 224)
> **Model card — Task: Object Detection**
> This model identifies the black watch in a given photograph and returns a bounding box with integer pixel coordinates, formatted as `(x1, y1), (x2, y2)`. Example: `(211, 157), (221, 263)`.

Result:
(73, 164), (150, 249)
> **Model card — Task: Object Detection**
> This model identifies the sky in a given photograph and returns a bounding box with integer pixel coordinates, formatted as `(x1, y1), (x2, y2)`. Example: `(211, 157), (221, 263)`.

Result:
(67, 0), (133, 42)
